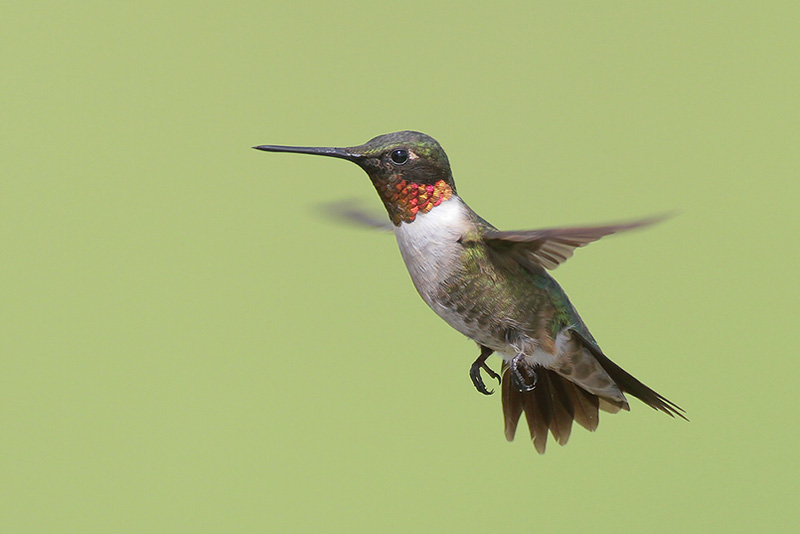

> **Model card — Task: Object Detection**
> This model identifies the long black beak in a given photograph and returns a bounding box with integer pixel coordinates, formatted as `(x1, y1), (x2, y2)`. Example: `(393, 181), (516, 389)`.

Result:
(252, 144), (363, 162)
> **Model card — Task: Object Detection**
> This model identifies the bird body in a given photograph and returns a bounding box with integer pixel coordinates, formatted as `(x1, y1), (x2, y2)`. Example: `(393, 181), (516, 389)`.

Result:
(255, 130), (685, 453)
(395, 196), (572, 370)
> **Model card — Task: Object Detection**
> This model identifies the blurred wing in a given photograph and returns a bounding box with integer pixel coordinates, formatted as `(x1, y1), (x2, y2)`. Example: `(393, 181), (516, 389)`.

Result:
(483, 215), (667, 270)
(315, 199), (393, 231)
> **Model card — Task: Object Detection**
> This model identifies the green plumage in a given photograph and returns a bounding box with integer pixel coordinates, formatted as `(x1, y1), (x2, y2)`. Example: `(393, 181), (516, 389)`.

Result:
(444, 216), (581, 350)
(254, 130), (685, 453)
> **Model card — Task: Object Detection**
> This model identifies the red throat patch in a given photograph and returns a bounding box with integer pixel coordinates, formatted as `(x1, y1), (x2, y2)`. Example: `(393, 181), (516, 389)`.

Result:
(374, 178), (454, 225)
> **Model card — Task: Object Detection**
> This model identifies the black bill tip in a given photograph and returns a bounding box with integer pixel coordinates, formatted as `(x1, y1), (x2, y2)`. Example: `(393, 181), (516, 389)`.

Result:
(252, 144), (362, 161)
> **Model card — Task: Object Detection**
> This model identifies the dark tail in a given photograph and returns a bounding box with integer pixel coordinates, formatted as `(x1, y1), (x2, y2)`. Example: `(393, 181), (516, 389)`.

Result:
(592, 350), (687, 420)
(571, 330), (687, 421)
(501, 353), (686, 454)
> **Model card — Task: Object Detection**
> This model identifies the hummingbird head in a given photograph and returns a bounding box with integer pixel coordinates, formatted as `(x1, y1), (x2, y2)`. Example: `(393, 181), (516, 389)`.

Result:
(254, 131), (456, 225)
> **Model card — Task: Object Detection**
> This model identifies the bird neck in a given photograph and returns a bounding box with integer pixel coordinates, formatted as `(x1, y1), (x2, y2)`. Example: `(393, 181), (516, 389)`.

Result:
(372, 174), (455, 226)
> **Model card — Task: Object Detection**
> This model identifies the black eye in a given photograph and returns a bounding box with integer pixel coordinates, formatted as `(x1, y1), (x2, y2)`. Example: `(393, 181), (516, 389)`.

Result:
(390, 148), (409, 165)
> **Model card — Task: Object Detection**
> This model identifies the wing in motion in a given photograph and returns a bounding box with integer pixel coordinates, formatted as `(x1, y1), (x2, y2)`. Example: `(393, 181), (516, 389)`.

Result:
(483, 214), (668, 270)
(315, 199), (393, 231)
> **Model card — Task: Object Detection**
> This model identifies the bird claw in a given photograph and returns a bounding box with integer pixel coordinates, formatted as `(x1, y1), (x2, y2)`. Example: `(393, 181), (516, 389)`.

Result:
(469, 346), (499, 395)
(511, 353), (537, 392)
(470, 361), (500, 395)
(486, 365), (501, 385)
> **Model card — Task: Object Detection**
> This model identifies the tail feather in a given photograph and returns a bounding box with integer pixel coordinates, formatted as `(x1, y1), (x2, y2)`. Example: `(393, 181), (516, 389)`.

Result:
(570, 330), (688, 420)
(563, 379), (599, 432)
(523, 387), (550, 454)
(546, 372), (575, 445)
(502, 362), (578, 454)
(593, 350), (687, 420)
(598, 398), (627, 414)
(501, 367), (525, 441)
(501, 349), (685, 453)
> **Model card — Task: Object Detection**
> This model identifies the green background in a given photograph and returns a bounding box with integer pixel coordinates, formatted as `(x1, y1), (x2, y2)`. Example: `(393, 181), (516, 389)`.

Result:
(3, 2), (798, 532)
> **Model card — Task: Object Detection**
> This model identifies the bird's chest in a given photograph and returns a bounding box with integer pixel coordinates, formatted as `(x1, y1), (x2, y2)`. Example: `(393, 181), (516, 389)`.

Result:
(393, 200), (467, 308)
(392, 200), (545, 355)
(392, 200), (502, 346)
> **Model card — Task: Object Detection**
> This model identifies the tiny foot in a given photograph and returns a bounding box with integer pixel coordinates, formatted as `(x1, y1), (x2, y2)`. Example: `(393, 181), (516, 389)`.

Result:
(510, 353), (537, 392)
(470, 361), (494, 395)
(469, 346), (498, 395)
(482, 363), (501, 385)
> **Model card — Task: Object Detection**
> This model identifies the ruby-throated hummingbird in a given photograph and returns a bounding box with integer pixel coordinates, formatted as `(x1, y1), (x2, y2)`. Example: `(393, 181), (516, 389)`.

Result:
(254, 130), (685, 453)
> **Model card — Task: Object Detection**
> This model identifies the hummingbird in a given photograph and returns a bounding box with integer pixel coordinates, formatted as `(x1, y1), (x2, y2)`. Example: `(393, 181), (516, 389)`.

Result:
(254, 130), (685, 453)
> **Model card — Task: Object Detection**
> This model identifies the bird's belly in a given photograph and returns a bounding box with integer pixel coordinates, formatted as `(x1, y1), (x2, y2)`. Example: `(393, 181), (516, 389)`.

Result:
(396, 245), (547, 362)
(393, 200), (560, 367)
(428, 299), (563, 371)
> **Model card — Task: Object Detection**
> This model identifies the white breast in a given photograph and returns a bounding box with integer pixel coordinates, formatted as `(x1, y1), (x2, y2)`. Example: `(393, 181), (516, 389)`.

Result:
(393, 198), (470, 309)
(392, 199), (581, 374)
